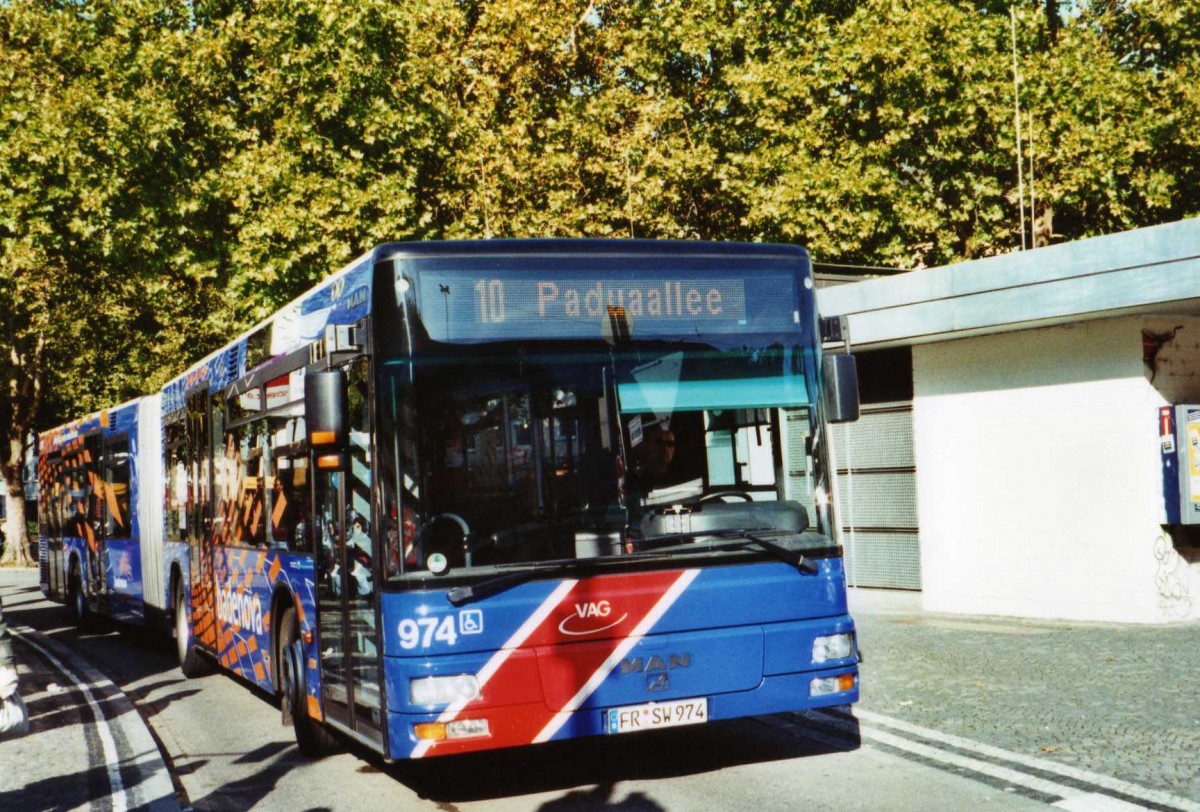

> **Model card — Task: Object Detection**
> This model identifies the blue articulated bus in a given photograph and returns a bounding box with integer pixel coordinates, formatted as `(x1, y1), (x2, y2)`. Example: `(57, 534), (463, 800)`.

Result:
(38, 397), (167, 629)
(40, 240), (861, 760)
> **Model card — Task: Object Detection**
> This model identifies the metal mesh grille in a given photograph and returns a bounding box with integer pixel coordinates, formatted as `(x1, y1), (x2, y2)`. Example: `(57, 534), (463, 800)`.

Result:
(842, 532), (921, 589)
(834, 400), (921, 590)
(837, 407), (915, 469)
(836, 473), (918, 528)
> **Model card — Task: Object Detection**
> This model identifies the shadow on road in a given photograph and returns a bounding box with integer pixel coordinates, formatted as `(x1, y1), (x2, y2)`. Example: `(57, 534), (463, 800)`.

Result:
(537, 782), (664, 811)
(0, 764), (126, 812)
(387, 712), (861, 804)
(182, 746), (332, 812)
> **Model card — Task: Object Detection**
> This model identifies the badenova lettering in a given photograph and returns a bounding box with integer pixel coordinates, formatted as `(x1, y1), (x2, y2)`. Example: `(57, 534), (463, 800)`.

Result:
(216, 583), (265, 636)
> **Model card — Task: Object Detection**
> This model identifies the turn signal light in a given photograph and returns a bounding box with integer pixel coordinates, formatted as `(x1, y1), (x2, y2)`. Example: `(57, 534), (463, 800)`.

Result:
(810, 673), (858, 697)
(413, 719), (491, 741)
(311, 430), (337, 446)
(316, 453), (346, 470)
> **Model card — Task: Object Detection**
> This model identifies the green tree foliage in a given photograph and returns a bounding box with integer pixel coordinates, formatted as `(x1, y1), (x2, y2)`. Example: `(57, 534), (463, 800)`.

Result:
(727, 1), (1022, 266)
(2, 0), (1199, 555)
(1045, 0), (1200, 234)
(0, 0), (228, 556)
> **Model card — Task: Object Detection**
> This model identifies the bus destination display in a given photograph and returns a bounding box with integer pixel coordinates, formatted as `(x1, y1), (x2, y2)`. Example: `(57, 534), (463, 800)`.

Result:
(413, 268), (799, 342)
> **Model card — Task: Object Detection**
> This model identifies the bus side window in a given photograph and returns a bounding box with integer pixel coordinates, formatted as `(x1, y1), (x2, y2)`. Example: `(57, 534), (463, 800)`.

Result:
(164, 419), (186, 541)
(267, 414), (310, 553)
(215, 423), (266, 547)
(104, 438), (131, 540)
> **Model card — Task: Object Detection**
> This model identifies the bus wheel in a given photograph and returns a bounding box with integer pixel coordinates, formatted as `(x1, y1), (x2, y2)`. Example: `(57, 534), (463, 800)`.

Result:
(67, 563), (92, 629)
(279, 607), (338, 758)
(174, 584), (207, 677)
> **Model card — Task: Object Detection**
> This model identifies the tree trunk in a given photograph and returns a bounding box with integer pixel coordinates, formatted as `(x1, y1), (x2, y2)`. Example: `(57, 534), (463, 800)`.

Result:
(1, 335), (42, 569)
(1, 484), (31, 568)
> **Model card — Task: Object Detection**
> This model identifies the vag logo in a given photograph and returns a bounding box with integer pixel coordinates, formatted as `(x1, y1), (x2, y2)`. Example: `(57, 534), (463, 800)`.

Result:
(620, 652), (692, 692)
(558, 600), (628, 636)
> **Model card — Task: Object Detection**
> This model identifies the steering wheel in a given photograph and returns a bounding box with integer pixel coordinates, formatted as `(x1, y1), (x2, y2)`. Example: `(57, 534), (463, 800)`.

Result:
(415, 513), (472, 573)
(700, 490), (754, 503)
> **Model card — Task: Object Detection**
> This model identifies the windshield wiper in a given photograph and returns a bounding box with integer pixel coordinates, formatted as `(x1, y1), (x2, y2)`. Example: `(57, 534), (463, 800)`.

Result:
(450, 530), (821, 606)
(636, 529), (819, 574)
(742, 532), (820, 574)
(447, 560), (591, 606)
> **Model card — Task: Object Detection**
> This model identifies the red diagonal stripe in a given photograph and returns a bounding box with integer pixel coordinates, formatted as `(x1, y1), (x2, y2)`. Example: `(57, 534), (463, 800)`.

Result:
(419, 569), (691, 757)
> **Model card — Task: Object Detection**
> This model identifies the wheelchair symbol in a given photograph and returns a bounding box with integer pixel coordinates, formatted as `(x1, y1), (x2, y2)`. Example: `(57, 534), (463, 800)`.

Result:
(459, 609), (484, 635)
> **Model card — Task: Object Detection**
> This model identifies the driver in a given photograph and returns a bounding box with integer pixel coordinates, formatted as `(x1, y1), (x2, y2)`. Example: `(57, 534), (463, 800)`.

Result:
(640, 424), (676, 490)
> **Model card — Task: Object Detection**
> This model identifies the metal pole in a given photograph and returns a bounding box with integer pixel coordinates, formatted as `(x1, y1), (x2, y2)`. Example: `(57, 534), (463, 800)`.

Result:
(1011, 7), (1027, 251)
(1029, 111), (1037, 246)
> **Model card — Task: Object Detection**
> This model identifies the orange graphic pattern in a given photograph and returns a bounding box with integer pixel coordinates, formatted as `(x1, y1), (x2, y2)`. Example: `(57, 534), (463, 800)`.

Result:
(200, 546), (315, 693)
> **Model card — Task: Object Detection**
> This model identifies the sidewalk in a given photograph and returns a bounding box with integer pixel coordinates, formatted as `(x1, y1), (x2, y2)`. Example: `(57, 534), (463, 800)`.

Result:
(847, 585), (1200, 804)
(0, 567), (179, 812)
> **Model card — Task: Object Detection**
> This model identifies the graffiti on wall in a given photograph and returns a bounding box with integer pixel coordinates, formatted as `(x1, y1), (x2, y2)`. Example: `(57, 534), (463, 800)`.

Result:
(1153, 533), (1194, 619)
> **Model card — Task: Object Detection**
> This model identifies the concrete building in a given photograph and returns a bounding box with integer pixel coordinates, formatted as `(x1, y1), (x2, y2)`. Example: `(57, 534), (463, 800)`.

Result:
(819, 218), (1200, 624)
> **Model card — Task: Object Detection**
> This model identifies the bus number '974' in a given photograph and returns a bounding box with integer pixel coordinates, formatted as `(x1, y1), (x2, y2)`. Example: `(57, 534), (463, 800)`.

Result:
(398, 616), (458, 649)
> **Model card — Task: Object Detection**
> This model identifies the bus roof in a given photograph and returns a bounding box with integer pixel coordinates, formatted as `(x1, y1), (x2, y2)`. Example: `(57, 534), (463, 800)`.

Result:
(151, 240), (813, 410)
(39, 396), (143, 455)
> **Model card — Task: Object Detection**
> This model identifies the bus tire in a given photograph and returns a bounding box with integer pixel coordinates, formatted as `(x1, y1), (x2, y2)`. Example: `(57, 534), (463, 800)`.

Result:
(67, 561), (92, 629)
(279, 607), (338, 758)
(174, 584), (207, 678)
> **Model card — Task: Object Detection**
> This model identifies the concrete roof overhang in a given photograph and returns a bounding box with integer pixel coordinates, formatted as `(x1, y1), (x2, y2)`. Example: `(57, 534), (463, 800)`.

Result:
(816, 218), (1200, 350)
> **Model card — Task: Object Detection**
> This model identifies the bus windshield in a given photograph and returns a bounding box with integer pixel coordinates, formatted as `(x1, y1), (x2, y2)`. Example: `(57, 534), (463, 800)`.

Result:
(378, 337), (834, 583)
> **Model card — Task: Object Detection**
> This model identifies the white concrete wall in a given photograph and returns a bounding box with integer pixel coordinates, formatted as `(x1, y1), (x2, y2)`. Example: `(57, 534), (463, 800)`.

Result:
(913, 316), (1200, 623)
(1141, 315), (1200, 621)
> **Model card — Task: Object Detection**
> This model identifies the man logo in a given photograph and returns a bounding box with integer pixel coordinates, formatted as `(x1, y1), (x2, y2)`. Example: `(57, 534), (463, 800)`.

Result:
(620, 652), (692, 693)
(646, 672), (670, 692)
(620, 653), (691, 674)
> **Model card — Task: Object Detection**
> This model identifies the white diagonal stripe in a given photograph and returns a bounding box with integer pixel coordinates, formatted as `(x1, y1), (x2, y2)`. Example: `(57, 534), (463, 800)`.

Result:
(410, 579), (578, 758)
(533, 568), (701, 744)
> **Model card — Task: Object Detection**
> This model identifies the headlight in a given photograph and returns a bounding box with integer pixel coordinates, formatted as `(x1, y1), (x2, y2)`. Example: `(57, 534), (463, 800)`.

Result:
(410, 674), (481, 706)
(812, 632), (855, 663)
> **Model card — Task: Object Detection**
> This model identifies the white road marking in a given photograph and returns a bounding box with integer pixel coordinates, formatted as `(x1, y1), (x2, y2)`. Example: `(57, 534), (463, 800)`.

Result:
(796, 709), (1200, 812)
(11, 624), (182, 811)
(1053, 794), (1156, 811)
(10, 625), (129, 812)
(855, 709), (1200, 812)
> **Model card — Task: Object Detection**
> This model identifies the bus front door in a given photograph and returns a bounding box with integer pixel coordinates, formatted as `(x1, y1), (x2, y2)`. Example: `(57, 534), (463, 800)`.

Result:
(312, 365), (383, 748)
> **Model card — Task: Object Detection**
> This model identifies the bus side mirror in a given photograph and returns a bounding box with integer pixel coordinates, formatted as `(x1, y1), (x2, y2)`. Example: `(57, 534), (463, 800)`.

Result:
(306, 369), (349, 471)
(824, 354), (860, 424)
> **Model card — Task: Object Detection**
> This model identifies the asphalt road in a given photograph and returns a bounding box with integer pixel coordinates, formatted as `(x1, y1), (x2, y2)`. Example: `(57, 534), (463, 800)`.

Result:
(4, 567), (1199, 811)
